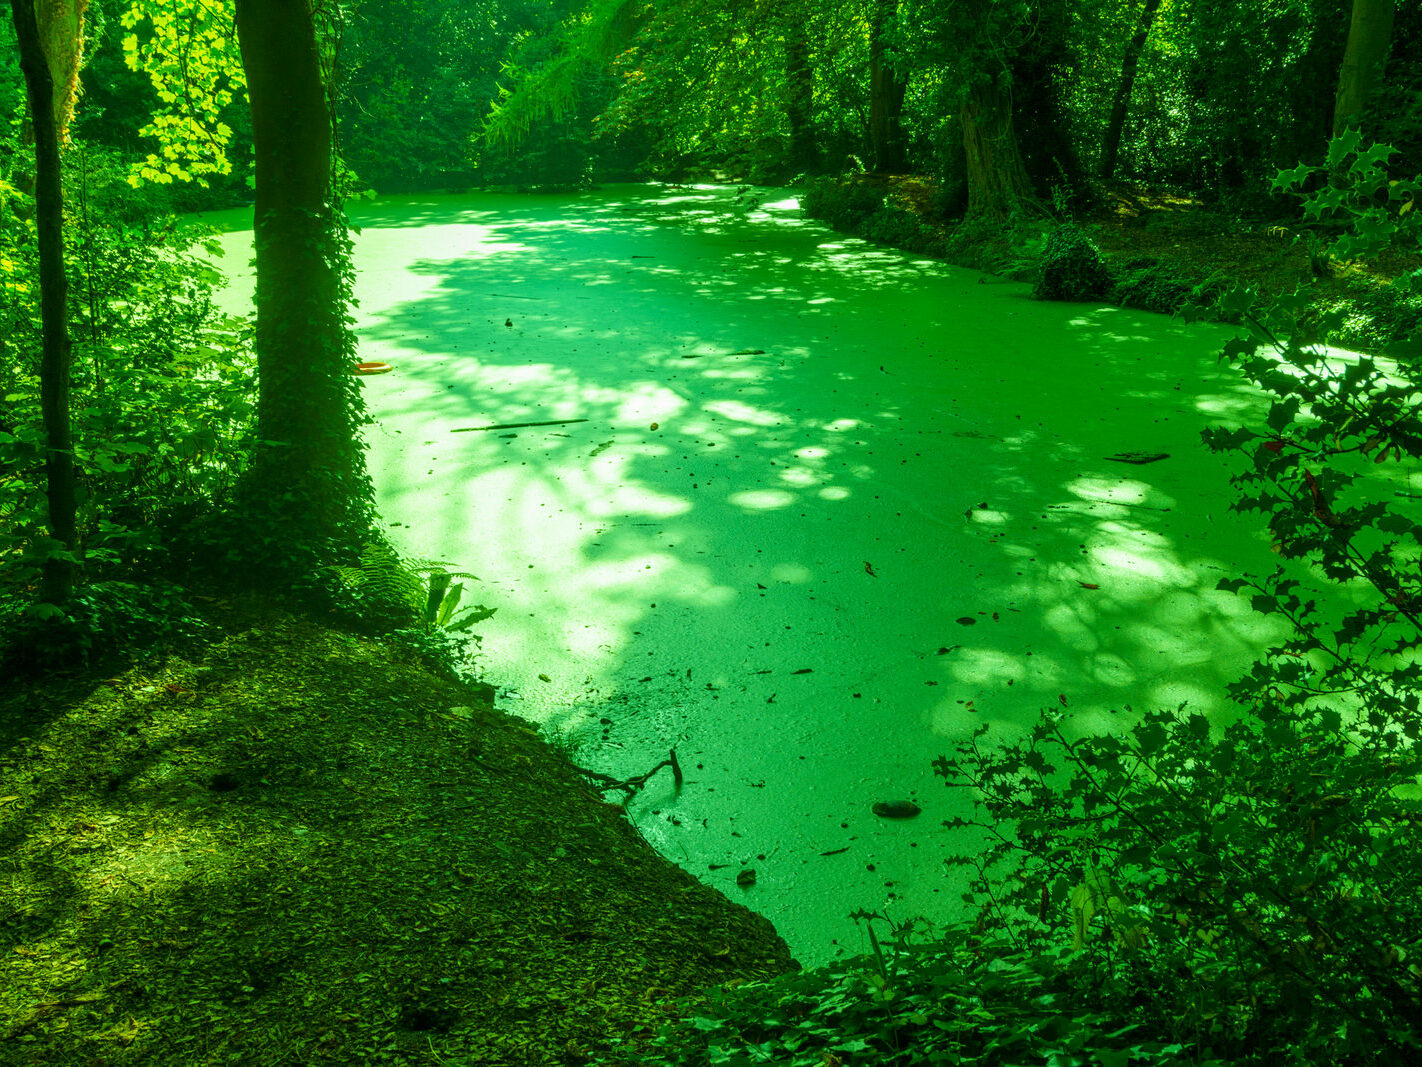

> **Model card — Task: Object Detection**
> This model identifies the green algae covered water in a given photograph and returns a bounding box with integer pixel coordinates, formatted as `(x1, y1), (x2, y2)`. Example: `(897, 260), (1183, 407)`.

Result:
(206, 185), (1290, 964)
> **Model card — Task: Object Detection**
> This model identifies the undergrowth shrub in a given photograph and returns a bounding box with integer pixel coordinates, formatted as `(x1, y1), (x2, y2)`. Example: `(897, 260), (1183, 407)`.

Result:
(1316, 278), (1422, 355)
(0, 579), (209, 674)
(1033, 222), (1111, 301)
(0, 149), (253, 597)
(0, 138), (252, 666)
(800, 179), (945, 256)
(1109, 254), (1198, 314)
(800, 177), (885, 232)
(860, 203), (944, 256)
(603, 919), (1175, 1065)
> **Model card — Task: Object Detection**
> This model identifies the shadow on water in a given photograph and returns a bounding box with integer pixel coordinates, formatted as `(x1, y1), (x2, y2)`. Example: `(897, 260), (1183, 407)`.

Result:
(216, 185), (1287, 961)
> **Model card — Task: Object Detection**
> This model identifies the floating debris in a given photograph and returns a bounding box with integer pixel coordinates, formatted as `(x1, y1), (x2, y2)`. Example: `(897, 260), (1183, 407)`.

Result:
(1105, 451), (1169, 464)
(872, 800), (921, 819)
(453, 418), (589, 433)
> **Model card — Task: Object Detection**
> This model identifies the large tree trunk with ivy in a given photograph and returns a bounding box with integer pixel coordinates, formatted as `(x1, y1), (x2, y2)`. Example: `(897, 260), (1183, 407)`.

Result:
(1332, 0), (1396, 139)
(1099, 0), (1163, 181)
(233, 0), (373, 564)
(784, 18), (816, 173)
(11, 0), (81, 607)
(961, 76), (1033, 219)
(867, 0), (907, 173)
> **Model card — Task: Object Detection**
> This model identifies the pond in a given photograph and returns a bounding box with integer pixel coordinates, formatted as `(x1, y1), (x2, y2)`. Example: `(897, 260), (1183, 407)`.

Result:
(208, 184), (1285, 965)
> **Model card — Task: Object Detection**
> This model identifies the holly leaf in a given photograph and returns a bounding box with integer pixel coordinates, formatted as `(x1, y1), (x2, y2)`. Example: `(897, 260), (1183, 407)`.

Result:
(1272, 164), (1313, 192)
(1352, 141), (1396, 175)
(1326, 128), (1363, 170)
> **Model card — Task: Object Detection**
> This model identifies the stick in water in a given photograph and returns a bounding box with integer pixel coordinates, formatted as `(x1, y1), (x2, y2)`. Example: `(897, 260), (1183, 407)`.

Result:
(574, 748), (683, 796)
(452, 418), (589, 433)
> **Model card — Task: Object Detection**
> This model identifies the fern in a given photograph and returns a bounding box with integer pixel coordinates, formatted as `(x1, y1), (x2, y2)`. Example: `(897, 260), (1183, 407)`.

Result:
(330, 542), (493, 632)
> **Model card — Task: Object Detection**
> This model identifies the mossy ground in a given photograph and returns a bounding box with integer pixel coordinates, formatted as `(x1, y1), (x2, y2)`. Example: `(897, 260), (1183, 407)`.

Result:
(0, 599), (794, 1065)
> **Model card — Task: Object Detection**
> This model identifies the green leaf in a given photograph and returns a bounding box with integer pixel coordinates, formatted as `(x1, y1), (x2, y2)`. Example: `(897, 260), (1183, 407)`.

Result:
(1352, 141), (1396, 174)
(1266, 398), (1301, 432)
(1134, 722), (1168, 755)
(1273, 164), (1313, 192)
(1326, 128), (1363, 170)
(1215, 284), (1258, 321)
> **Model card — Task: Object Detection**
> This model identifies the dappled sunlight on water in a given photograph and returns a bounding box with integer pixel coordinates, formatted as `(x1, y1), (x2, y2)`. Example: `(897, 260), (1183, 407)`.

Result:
(209, 183), (1296, 964)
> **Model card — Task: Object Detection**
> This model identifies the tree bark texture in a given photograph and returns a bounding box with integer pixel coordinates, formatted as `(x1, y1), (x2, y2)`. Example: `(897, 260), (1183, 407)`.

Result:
(1099, 0), (1164, 181)
(1011, 0), (1092, 210)
(1333, 0), (1397, 139)
(234, 0), (373, 554)
(868, 0), (907, 173)
(11, 0), (79, 605)
(784, 19), (816, 172)
(961, 77), (1033, 219)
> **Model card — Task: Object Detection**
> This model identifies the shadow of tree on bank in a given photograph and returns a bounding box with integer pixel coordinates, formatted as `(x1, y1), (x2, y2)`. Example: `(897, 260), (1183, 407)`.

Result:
(0, 607), (793, 1064)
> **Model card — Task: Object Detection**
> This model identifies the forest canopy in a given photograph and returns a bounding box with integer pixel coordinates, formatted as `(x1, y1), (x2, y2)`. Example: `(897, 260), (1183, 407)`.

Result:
(53, 0), (1415, 205)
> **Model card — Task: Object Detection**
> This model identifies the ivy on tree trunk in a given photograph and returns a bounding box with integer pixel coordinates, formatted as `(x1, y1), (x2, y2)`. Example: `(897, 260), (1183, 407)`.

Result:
(233, 0), (374, 566)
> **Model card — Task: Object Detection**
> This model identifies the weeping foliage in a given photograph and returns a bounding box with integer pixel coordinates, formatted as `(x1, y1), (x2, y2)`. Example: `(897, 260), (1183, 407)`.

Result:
(481, 0), (644, 151)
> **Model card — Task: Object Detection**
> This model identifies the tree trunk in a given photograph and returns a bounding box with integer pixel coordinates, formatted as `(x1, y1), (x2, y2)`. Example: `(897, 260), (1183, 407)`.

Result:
(1333, 0), (1396, 139)
(234, 0), (374, 559)
(1099, 0), (1164, 181)
(11, 0), (79, 606)
(961, 77), (1033, 219)
(868, 0), (907, 173)
(1013, 0), (1093, 211)
(784, 19), (816, 173)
